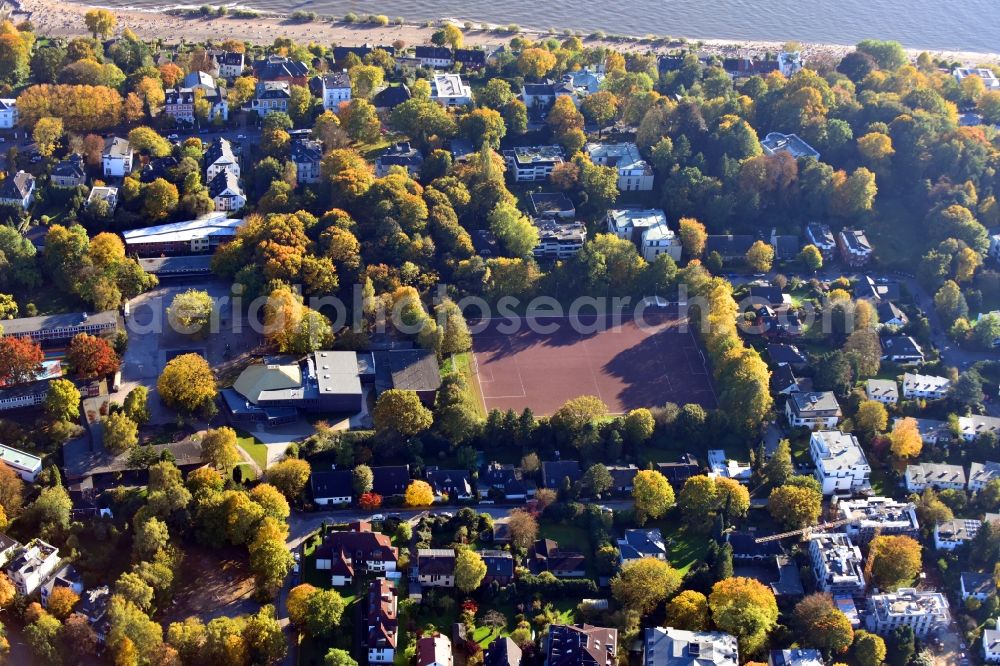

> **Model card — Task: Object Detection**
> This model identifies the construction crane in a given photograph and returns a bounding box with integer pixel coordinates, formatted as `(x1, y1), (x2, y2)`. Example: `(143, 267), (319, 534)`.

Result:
(754, 502), (916, 543)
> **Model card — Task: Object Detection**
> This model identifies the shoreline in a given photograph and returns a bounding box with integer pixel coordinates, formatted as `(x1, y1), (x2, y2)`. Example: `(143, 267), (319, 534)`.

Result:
(10, 0), (1000, 65)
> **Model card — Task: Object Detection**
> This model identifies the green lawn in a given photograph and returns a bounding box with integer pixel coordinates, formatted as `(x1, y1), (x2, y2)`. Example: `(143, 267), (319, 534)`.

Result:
(440, 352), (487, 419)
(236, 431), (269, 470)
(662, 526), (710, 576)
(537, 522), (596, 577)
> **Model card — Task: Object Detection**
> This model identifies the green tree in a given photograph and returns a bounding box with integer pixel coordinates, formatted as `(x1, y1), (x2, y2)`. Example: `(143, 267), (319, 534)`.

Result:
(103, 412), (138, 455)
(461, 107), (507, 149)
(166, 289), (214, 335)
(305, 589), (346, 638)
(934, 280), (968, 324)
(582, 463), (614, 497)
(853, 630), (887, 666)
(766, 439), (793, 486)
(352, 464), (373, 494)
(855, 400), (888, 437)
(266, 458), (311, 499)
(768, 484), (822, 529)
(455, 549), (487, 592)
(799, 244), (823, 271)
(489, 201), (539, 258)
(45, 378), (80, 422)
(143, 178), (179, 220)
(325, 648), (359, 666)
(373, 389), (433, 437)
(123, 386), (150, 426)
(200, 427), (241, 470)
(632, 469), (675, 524)
(709, 577), (779, 655)
(610, 557), (682, 613)
(133, 517), (169, 560)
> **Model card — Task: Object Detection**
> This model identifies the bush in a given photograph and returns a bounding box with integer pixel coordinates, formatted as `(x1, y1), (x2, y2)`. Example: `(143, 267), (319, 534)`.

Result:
(343, 12), (358, 22)
(518, 573), (597, 595)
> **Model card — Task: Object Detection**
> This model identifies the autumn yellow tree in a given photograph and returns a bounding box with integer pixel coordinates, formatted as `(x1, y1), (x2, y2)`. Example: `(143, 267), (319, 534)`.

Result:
(32, 117), (63, 157)
(745, 240), (775, 272)
(665, 590), (710, 631)
(84, 9), (116, 38)
(678, 218), (708, 259)
(709, 577), (779, 655)
(404, 480), (434, 507)
(517, 47), (556, 80)
(632, 470), (675, 525)
(611, 557), (681, 613)
(890, 417), (922, 458)
(866, 535), (921, 590)
(157, 353), (217, 415)
(854, 400), (888, 437)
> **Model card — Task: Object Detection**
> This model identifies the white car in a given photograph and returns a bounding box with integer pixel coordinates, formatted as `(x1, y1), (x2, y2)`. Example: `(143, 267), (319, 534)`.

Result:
(167, 133), (179, 140)
(369, 513), (385, 521)
(236, 134), (246, 139)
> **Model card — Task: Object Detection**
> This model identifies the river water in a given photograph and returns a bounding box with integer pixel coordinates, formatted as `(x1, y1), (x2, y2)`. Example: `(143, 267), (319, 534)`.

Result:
(115, 0), (1000, 53)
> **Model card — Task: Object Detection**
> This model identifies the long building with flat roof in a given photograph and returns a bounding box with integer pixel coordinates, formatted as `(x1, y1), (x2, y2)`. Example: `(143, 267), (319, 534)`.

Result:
(0, 444), (42, 482)
(122, 213), (244, 256)
(0, 310), (118, 343)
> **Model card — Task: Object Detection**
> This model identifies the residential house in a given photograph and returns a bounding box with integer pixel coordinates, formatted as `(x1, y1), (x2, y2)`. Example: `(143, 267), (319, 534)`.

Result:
(478, 463), (529, 500)
(957, 414), (1000, 442)
(708, 449), (752, 483)
(371, 465), (411, 497)
(902, 373), (951, 400)
(521, 82), (556, 109)
(771, 364), (807, 395)
(480, 550), (514, 587)
(208, 171), (246, 212)
(934, 519), (981, 550)
(866, 379), (899, 404)
(86, 186), (118, 213)
(643, 627), (737, 666)
(205, 137), (240, 181)
(542, 460), (582, 488)
(990, 229), (1000, 263)
(41, 564), (84, 608)
(425, 468), (473, 501)
(78, 586), (111, 643)
(50, 154), (86, 188)
(617, 529), (667, 564)
(854, 275), (900, 302)
(416, 634), (453, 666)
(767, 343), (808, 370)
(310, 71), (352, 111)
(485, 637), (522, 666)
(376, 142), (424, 177)
(778, 50), (803, 76)
(0, 98), (16, 128)
(0, 171), (35, 209)
(954, 67), (1000, 90)
(769, 228), (801, 261)
(252, 81), (291, 116)
(546, 624), (617, 666)
(760, 132), (820, 160)
(897, 417), (950, 444)
(836, 497), (919, 542)
(904, 462), (966, 492)
(140, 155), (179, 183)
(881, 335), (924, 365)
(417, 548), (456, 587)
(560, 68), (605, 98)
(721, 56), (778, 78)
(585, 143), (654, 191)
(865, 588), (950, 637)
(415, 46), (454, 68)
(970, 461), (1000, 492)
(960, 572), (994, 601)
(367, 578), (398, 664)
(454, 48), (487, 70)
(291, 138), (324, 184)
(769, 650), (823, 666)
(252, 55), (310, 85)
(786, 392), (842, 429)
(804, 222), (837, 259)
(0, 535), (20, 568)
(748, 285), (791, 307)
(102, 137), (134, 177)
(310, 469), (353, 506)
(654, 455), (700, 484)
(6, 539), (60, 595)
(809, 430), (870, 495)
(122, 213), (245, 256)
(210, 50), (245, 78)
(837, 229), (873, 266)
(606, 465), (639, 495)
(705, 235), (754, 260)
(332, 44), (396, 63)
(531, 192), (576, 219)
(878, 301), (908, 329)
(314, 522), (399, 581)
(502, 145), (564, 182)
(607, 208), (681, 262)
(372, 84), (411, 111)
(808, 533), (865, 595)
(984, 624), (1000, 662)
(431, 73), (473, 107)
(0, 444), (42, 482)
(163, 85), (227, 124)
(529, 539), (586, 577)
(533, 219), (587, 259)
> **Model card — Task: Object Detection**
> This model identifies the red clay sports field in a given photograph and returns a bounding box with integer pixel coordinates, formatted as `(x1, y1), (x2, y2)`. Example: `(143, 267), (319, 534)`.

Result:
(469, 311), (717, 416)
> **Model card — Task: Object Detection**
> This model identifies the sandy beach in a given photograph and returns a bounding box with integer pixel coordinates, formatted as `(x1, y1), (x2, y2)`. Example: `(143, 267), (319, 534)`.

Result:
(9, 0), (1000, 65)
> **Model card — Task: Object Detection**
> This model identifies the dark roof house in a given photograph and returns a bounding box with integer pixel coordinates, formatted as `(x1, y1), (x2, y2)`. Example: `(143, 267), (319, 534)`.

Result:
(371, 465), (411, 496)
(542, 460), (582, 488)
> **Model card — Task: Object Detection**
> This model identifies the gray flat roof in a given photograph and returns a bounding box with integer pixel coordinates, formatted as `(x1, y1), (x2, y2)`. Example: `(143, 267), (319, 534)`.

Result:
(0, 310), (118, 336)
